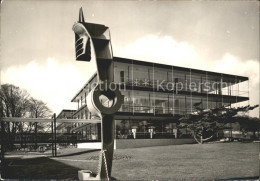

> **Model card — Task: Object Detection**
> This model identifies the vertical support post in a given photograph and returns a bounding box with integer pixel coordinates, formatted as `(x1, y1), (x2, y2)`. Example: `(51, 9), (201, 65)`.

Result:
(220, 75), (223, 107)
(34, 122), (38, 150)
(54, 113), (57, 157)
(0, 95), (3, 178)
(172, 66), (174, 115)
(0, 120), (5, 178)
(248, 78), (250, 106)
(143, 121), (146, 139)
(185, 96), (187, 114)
(229, 82), (231, 96)
(238, 80), (240, 97)
(235, 77), (238, 104)
(206, 72), (208, 109)
(132, 61), (134, 115)
(167, 94), (170, 114)
(51, 121), (54, 157)
(184, 74), (187, 91)
(128, 66), (130, 83)
(230, 122), (233, 142)
(152, 63), (155, 115)
(190, 69), (192, 113)
(200, 75), (203, 93)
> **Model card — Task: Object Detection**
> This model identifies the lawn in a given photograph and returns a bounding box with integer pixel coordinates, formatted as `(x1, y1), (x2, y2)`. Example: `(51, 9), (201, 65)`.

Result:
(3, 142), (259, 180)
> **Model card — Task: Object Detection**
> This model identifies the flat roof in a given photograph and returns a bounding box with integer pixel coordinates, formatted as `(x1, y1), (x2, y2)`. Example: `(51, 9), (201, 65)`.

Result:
(113, 57), (248, 81)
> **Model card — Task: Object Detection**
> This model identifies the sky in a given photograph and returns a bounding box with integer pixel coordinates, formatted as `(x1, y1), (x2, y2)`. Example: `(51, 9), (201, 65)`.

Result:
(0, 0), (259, 117)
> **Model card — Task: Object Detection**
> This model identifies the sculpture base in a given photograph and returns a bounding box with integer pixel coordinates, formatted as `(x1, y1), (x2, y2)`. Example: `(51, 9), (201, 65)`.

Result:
(78, 170), (115, 180)
(78, 170), (100, 180)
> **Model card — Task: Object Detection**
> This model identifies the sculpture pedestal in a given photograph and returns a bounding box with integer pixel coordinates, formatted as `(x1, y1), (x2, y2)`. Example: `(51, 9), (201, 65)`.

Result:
(78, 170), (100, 180)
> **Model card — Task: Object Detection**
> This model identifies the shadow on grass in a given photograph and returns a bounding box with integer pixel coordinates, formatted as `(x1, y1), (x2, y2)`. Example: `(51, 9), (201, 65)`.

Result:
(218, 176), (259, 181)
(3, 157), (80, 179)
(57, 149), (100, 157)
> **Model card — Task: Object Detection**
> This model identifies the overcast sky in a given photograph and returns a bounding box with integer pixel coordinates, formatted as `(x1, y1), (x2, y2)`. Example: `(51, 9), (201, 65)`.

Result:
(1, 0), (259, 117)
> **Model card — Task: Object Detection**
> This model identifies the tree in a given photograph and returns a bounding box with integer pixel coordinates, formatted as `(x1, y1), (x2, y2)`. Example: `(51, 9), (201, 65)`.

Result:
(0, 84), (31, 149)
(235, 116), (260, 139)
(0, 84), (31, 118)
(29, 98), (52, 119)
(177, 102), (259, 144)
(0, 84), (52, 150)
(29, 98), (52, 148)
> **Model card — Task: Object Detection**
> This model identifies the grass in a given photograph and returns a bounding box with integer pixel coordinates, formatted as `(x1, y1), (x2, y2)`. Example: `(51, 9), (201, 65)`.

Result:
(3, 142), (259, 180)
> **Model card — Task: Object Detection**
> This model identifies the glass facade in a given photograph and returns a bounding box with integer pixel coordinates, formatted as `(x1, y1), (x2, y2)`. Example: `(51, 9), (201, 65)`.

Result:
(115, 119), (179, 139)
(70, 58), (249, 140)
(118, 90), (231, 115)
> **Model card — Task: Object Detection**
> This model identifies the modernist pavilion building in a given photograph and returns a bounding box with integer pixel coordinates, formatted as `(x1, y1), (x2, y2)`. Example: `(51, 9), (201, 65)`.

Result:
(57, 56), (249, 147)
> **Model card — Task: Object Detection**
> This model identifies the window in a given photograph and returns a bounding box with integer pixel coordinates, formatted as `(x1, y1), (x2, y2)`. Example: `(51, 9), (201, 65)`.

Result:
(120, 71), (124, 82)
(81, 96), (83, 106)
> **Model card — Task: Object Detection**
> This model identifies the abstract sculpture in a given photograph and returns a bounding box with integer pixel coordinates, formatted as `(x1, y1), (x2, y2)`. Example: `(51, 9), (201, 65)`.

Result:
(72, 8), (124, 180)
